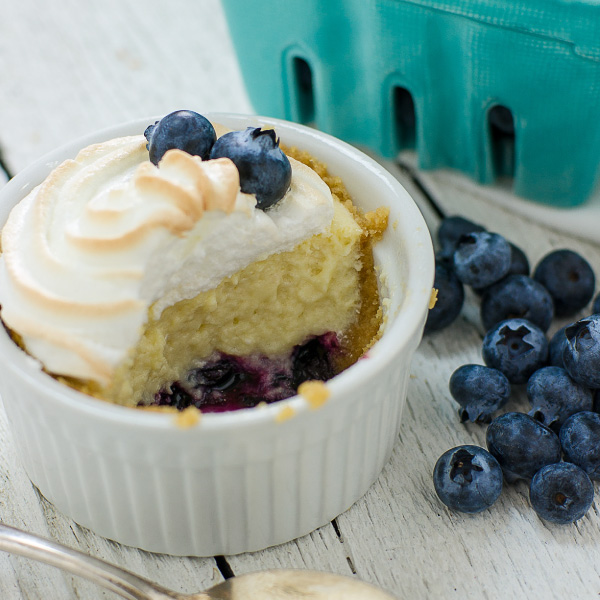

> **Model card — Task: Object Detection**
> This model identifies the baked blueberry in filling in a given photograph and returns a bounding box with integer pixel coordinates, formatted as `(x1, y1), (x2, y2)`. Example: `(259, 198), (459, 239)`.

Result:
(149, 332), (340, 412)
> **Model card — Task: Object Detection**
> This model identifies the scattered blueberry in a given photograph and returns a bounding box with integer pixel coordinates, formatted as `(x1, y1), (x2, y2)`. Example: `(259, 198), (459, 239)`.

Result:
(526, 366), (593, 430)
(505, 242), (530, 277)
(562, 314), (600, 388)
(425, 260), (465, 332)
(449, 364), (510, 423)
(473, 243), (530, 298)
(548, 325), (569, 368)
(209, 127), (292, 209)
(533, 249), (595, 317)
(480, 274), (554, 332)
(433, 445), (503, 513)
(437, 216), (486, 262)
(560, 412), (600, 480)
(529, 462), (594, 524)
(432, 214), (600, 526)
(145, 110), (217, 165)
(482, 318), (548, 384)
(486, 412), (561, 482)
(453, 231), (512, 288)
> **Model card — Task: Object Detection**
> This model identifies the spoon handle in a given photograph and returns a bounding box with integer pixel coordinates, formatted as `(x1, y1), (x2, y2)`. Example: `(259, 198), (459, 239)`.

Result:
(0, 523), (182, 600)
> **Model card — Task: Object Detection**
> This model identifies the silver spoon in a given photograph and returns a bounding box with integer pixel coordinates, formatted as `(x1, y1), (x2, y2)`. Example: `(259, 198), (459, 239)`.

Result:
(0, 523), (396, 599)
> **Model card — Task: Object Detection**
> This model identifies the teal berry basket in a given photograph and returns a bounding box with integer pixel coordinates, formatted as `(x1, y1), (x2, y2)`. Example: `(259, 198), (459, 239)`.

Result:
(220, 0), (600, 207)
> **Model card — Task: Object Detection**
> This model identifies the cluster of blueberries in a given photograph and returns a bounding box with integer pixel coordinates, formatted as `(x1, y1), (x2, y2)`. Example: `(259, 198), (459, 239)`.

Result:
(144, 109), (292, 209)
(428, 216), (600, 524)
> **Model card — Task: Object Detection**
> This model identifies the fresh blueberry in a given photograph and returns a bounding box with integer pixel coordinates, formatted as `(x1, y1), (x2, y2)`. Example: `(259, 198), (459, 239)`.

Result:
(506, 243), (530, 278)
(453, 232), (512, 288)
(529, 462), (594, 524)
(486, 412), (561, 482)
(449, 364), (510, 423)
(480, 274), (554, 332)
(433, 445), (503, 513)
(425, 260), (465, 332)
(473, 242), (530, 296)
(548, 325), (569, 368)
(592, 293), (600, 315)
(526, 366), (593, 430)
(562, 314), (600, 388)
(560, 411), (600, 480)
(533, 249), (595, 317)
(437, 216), (486, 262)
(145, 110), (217, 165)
(482, 318), (548, 384)
(209, 127), (292, 209)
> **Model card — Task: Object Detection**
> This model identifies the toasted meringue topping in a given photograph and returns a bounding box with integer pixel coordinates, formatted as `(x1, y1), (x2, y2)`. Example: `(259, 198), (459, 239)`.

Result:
(0, 131), (334, 385)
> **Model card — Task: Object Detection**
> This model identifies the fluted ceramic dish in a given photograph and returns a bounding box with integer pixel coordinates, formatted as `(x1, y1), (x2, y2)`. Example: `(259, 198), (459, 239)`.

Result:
(0, 113), (434, 556)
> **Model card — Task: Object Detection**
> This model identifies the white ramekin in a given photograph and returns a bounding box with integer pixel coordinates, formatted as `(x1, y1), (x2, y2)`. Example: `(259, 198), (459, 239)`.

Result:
(0, 114), (434, 556)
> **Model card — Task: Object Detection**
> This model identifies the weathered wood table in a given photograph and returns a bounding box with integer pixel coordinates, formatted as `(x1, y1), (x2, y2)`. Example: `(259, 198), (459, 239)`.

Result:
(2, 2), (600, 598)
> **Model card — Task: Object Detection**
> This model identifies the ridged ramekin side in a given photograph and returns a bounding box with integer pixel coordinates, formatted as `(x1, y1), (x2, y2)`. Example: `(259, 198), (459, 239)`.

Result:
(0, 339), (414, 555)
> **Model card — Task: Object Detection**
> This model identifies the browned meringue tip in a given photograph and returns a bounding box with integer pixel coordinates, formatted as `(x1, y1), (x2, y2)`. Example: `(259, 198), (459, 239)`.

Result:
(154, 149), (240, 214)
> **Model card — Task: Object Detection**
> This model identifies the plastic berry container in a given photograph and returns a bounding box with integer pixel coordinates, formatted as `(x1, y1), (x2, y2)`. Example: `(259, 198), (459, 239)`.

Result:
(221, 0), (600, 207)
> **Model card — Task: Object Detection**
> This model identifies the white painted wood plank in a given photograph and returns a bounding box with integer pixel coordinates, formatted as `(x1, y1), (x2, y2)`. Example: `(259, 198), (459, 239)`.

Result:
(38, 496), (224, 598)
(401, 150), (600, 246)
(400, 153), (600, 262)
(337, 342), (600, 599)
(225, 526), (356, 578)
(0, 0), (252, 173)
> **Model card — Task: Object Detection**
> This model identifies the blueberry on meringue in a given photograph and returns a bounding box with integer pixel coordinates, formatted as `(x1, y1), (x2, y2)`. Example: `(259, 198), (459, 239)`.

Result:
(145, 110), (217, 165)
(209, 127), (292, 210)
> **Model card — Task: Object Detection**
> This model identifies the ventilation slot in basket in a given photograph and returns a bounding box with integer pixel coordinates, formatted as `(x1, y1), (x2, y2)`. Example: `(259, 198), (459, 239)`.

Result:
(292, 57), (315, 125)
(393, 86), (416, 151)
(488, 105), (515, 180)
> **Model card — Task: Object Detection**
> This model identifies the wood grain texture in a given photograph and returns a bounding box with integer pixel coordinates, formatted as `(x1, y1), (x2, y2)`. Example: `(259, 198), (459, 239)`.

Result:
(2, 1), (600, 599)
(0, 0), (252, 173)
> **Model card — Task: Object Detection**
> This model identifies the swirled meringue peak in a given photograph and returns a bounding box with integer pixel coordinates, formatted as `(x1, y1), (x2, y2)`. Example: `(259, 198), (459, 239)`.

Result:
(0, 129), (334, 385)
